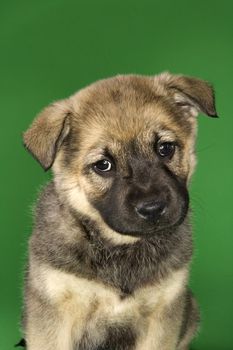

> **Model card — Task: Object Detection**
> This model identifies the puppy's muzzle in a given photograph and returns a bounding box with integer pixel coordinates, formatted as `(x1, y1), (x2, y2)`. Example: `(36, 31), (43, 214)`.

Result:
(135, 200), (166, 221)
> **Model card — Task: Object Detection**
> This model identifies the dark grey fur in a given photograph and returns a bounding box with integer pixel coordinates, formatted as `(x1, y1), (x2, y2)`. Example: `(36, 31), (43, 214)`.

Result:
(77, 323), (137, 350)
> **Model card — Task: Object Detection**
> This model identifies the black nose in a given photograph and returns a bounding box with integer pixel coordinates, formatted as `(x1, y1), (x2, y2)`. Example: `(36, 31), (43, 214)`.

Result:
(135, 200), (166, 221)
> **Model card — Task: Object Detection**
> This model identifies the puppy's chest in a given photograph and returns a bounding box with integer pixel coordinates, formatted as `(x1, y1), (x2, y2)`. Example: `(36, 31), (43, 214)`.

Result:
(37, 266), (187, 348)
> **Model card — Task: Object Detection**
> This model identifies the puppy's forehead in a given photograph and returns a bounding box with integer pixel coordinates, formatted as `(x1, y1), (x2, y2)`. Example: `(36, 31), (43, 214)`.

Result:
(71, 75), (192, 146)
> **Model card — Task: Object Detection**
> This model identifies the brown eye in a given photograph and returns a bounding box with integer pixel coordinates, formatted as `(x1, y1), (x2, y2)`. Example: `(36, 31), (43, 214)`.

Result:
(93, 159), (112, 173)
(157, 142), (175, 159)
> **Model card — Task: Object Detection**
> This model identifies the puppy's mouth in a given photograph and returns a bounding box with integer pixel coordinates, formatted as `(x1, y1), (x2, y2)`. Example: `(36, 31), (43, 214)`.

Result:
(96, 201), (189, 238)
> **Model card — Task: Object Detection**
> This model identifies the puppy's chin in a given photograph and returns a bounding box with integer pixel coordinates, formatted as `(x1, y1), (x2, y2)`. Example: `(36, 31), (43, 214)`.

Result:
(99, 208), (189, 238)
(101, 220), (174, 238)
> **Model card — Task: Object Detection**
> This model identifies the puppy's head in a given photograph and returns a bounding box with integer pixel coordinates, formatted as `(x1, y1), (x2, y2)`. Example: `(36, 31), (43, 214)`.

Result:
(24, 73), (217, 239)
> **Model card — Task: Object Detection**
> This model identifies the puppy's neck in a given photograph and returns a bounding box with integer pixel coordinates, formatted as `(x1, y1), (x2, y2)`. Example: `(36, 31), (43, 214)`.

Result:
(34, 182), (192, 294)
(67, 208), (193, 293)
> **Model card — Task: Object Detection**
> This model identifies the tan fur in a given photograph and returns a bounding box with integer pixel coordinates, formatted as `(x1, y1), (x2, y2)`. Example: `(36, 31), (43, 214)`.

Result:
(22, 72), (217, 350)
(28, 262), (188, 350)
(53, 167), (139, 244)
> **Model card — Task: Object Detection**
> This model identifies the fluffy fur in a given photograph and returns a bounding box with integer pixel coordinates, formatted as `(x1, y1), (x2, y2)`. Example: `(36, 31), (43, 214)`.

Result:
(21, 72), (217, 350)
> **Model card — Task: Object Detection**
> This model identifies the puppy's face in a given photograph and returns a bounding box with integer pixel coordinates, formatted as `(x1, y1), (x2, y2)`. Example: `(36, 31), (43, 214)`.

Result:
(23, 73), (217, 238)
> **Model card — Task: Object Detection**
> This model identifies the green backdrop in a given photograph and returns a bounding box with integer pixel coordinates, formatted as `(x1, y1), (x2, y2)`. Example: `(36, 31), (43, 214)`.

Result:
(0, 1), (233, 349)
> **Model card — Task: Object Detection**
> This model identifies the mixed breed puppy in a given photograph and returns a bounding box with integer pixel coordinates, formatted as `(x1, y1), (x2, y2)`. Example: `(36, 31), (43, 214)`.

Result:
(19, 72), (217, 350)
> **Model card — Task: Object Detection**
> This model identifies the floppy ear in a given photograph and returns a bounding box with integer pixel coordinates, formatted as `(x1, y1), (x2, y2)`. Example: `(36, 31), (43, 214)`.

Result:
(23, 100), (71, 170)
(158, 72), (218, 118)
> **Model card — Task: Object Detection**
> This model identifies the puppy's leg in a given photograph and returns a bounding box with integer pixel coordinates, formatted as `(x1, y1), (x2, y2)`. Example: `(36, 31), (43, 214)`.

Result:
(136, 298), (184, 350)
(177, 290), (200, 350)
(140, 291), (199, 350)
(24, 288), (73, 350)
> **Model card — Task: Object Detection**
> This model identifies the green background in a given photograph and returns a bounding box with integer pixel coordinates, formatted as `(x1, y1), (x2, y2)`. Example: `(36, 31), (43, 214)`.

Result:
(0, 0), (232, 349)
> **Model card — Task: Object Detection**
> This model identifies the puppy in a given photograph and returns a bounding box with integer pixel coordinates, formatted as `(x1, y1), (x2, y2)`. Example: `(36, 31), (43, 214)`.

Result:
(21, 72), (217, 350)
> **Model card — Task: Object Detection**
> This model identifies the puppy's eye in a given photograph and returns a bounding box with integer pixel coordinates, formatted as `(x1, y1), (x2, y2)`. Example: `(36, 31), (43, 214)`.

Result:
(93, 159), (113, 174)
(157, 142), (175, 159)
